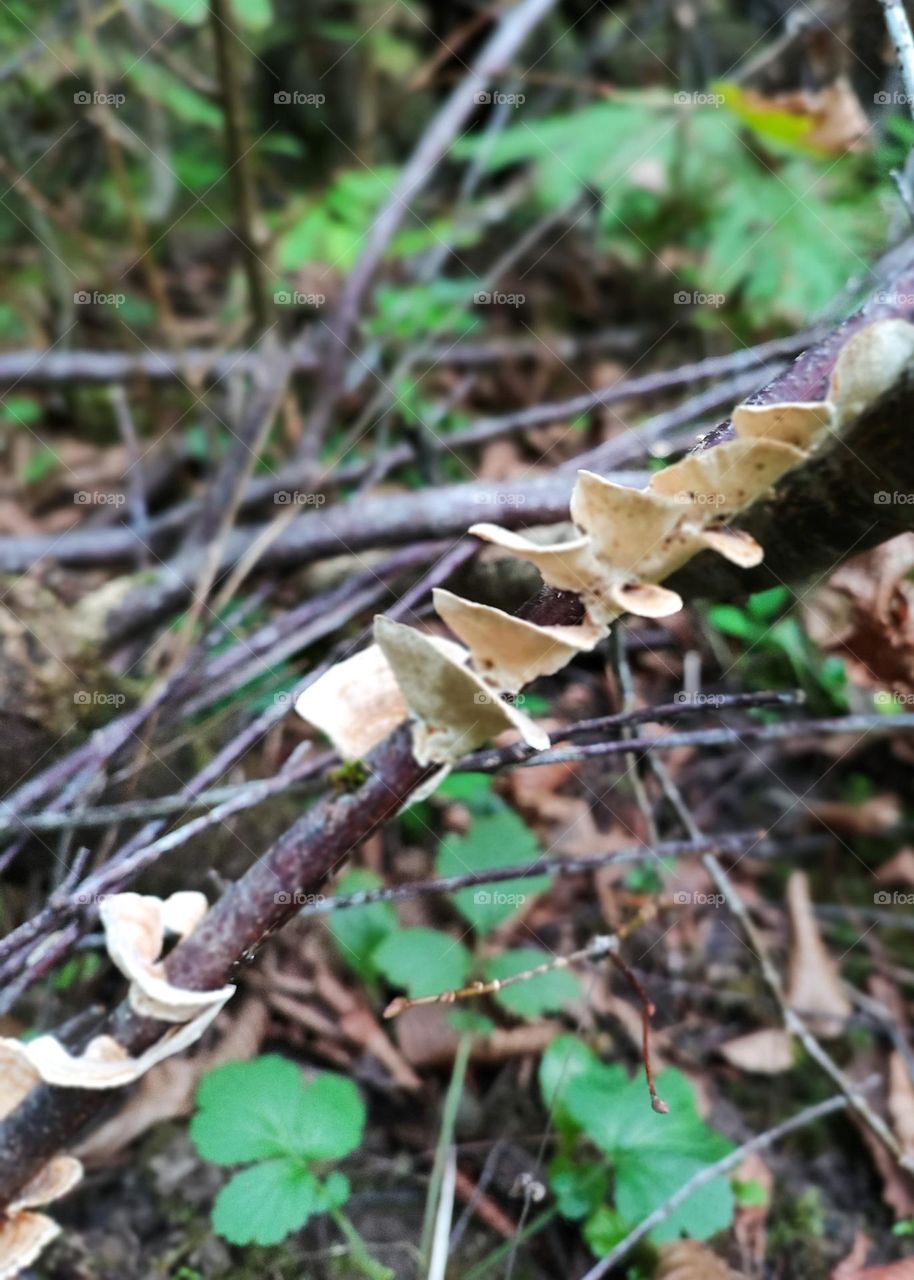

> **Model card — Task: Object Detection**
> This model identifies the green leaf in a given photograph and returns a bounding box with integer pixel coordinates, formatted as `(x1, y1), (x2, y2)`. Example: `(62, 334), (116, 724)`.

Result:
(548, 1155), (610, 1220)
(538, 1034), (602, 1113)
(21, 445), (59, 486)
(484, 948), (581, 1017)
(192, 1057), (365, 1165)
(437, 806), (548, 934)
(706, 603), (761, 642)
(715, 80), (817, 151)
(232, 0), (272, 30)
(565, 1063), (734, 1243)
(126, 60), (222, 128)
(212, 1159), (323, 1245)
(448, 1008), (495, 1035)
(290, 1072), (366, 1162)
(435, 771), (499, 812)
(328, 869), (397, 980)
(0, 395), (40, 425)
(372, 926), (472, 998)
(732, 1177), (769, 1207)
(150, 0), (208, 24)
(583, 1204), (630, 1255)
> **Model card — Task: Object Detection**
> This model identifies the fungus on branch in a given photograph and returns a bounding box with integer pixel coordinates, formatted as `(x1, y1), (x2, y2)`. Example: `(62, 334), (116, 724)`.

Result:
(295, 319), (914, 768)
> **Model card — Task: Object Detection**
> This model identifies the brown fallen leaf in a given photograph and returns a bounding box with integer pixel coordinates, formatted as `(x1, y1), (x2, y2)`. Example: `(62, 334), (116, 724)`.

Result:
(655, 1239), (745, 1279)
(889, 1051), (914, 1159)
(809, 795), (902, 837)
(877, 850), (914, 887)
(395, 1004), (561, 1068)
(785, 871), (851, 1038)
(804, 535), (914, 696)
(733, 1152), (773, 1278)
(719, 1027), (794, 1075)
(833, 1238), (914, 1280)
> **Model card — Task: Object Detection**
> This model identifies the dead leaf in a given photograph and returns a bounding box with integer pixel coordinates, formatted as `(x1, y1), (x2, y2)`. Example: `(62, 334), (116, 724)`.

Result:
(730, 77), (870, 155)
(785, 871), (851, 1037)
(833, 1244), (914, 1280)
(877, 850), (914, 887)
(655, 1239), (745, 1279)
(809, 795), (901, 837)
(889, 1051), (914, 1158)
(395, 1004), (560, 1068)
(733, 1152), (773, 1278)
(805, 535), (914, 696)
(719, 1028), (794, 1075)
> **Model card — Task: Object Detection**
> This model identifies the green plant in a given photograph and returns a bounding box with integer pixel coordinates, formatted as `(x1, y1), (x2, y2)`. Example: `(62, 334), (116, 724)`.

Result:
(705, 586), (848, 710)
(328, 785), (578, 1021)
(191, 1055), (391, 1277)
(457, 93), (885, 326)
(540, 1036), (735, 1257)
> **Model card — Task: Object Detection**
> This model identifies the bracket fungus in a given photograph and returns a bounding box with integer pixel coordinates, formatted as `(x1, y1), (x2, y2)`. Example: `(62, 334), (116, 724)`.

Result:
(294, 319), (914, 768)
(99, 891), (235, 1022)
(0, 1046), (83, 1279)
(374, 615), (550, 766)
(0, 889), (233, 1095)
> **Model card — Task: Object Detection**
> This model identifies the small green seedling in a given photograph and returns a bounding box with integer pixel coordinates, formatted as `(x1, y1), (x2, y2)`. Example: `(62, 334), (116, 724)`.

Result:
(191, 1055), (391, 1277)
(328, 791), (580, 1022)
(540, 1036), (735, 1257)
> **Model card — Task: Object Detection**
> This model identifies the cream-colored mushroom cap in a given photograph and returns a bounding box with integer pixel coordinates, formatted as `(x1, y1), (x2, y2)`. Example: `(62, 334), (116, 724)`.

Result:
(374, 615), (549, 765)
(432, 588), (602, 691)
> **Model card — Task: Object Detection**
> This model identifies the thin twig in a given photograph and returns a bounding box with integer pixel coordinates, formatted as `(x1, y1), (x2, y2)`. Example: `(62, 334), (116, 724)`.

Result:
(209, 0), (271, 331)
(461, 712), (914, 771)
(298, 831), (773, 919)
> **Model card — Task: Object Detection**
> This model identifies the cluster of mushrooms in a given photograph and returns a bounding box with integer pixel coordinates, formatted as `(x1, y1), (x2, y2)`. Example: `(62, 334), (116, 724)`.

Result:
(298, 319), (914, 768)
(1, 318), (913, 1277)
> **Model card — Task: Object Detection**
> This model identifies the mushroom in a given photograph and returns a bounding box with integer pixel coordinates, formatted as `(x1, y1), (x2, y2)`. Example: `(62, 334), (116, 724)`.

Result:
(0, 997), (229, 1091)
(0, 1045), (83, 1279)
(432, 588), (603, 691)
(99, 892), (235, 1022)
(295, 634), (467, 759)
(374, 615), (550, 765)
